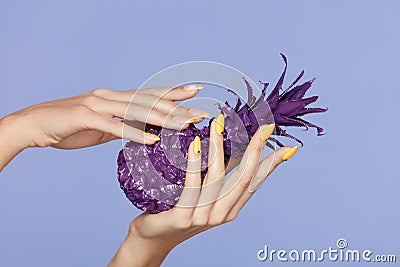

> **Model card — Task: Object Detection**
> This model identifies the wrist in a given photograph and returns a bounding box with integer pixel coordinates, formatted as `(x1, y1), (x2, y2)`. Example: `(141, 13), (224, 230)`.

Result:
(108, 225), (174, 267)
(0, 114), (30, 171)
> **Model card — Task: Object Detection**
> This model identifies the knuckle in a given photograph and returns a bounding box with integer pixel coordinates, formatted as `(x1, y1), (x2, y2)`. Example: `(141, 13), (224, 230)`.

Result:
(90, 88), (110, 96)
(192, 218), (208, 228)
(126, 105), (138, 119)
(74, 105), (91, 116)
(116, 101), (129, 115)
(153, 113), (168, 126)
(126, 103), (137, 111)
(81, 95), (99, 107)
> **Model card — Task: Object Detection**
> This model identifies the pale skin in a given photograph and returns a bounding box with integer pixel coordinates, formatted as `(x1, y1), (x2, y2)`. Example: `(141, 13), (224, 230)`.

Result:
(0, 86), (295, 266)
(0, 85), (206, 171)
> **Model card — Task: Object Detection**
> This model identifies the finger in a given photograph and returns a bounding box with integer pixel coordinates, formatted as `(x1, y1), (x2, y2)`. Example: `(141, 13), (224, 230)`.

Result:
(227, 146), (298, 220)
(192, 115), (225, 223)
(81, 96), (203, 131)
(81, 95), (128, 118)
(225, 156), (241, 174)
(79, 107), (160, 145)
(52, 130), (118, 149)
(88, 84), (203, 103)
(129, 92), (209, 120)
(126, 103), (198, 130)
(173, 137), (202, 219)
(202, 114), (225, 186)
(210, 124), (275, 217)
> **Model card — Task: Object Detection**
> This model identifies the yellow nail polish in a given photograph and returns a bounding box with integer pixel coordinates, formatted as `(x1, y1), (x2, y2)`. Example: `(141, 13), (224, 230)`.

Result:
(215, 114), (224, 136)
(194, 136), (201, 155)
(282, 146), (298, 161)
(261, 123), (275, 142)
(189, 109), (210, 118)
(182, 84), (205, 91)
(202, 112), (211, 117)
(142, 132), (160, 142)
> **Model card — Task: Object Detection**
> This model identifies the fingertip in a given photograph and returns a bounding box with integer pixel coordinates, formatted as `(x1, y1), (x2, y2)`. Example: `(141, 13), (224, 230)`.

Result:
(123, 129), (161, 145)
(271, 146), (293, 164)
(215, 114), (224, 136)
(188, 109), (211, 119)
(260, 123), (275, 142)
(164, 85), (202, 101)
(187, 137), (201, 160)
(142, 139), (158, 145)
(172, 116), (196, 125)
(209, 116), (224, 140)
(141, 132), (160, 144)
(281, 146), (298, 161)
(182, 84), (204, 91)
(173, 122), (190, 131)
(192, 116), (205, 124)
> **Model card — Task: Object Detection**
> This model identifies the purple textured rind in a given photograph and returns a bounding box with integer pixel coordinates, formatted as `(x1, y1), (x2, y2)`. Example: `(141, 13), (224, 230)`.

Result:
(117, 123), (235, 214)
(117, 54), (327, 213)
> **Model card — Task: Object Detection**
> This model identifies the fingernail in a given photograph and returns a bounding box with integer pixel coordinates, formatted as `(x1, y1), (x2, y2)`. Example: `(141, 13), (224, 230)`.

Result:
(173, 116), (196, 124)
(193, 136), (201, 155)
(182, 84), (204, 91)
(261, 123), (275, 142)
(189, 109), (210, 118)
(215, 114), (224, 136)
(143, 132), (160, 142)
(282, 146), (299, 161)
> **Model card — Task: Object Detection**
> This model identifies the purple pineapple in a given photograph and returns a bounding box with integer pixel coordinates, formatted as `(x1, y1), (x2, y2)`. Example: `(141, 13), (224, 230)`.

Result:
(117, 54), (327, 213)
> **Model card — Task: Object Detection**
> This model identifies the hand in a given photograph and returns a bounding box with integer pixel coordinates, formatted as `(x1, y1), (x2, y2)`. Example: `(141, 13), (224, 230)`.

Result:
(0, 85), (207, 171)
(108, 120), (299, 267)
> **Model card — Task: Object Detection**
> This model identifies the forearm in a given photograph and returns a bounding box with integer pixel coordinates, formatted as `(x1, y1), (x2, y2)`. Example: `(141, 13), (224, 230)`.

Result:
(0, 114), (28, 172)
(108, 228), (173, 267)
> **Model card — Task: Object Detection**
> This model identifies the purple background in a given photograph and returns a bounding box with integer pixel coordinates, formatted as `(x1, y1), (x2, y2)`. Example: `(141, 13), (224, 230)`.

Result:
(1, 1), (399, 266)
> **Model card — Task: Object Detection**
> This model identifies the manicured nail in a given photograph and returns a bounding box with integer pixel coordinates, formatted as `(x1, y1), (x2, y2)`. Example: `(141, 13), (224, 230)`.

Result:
(173, 116), (196, 124)
(215, 114), (224, 136)
(282, 146), (298, 161)
(248, 177), (266, 193)
(143, 132), (160, 142)
(261, 123), (275, 142)
(193, 136), (201, 155)
(189, 109), (210, 118)
(182, 84), (204, 91)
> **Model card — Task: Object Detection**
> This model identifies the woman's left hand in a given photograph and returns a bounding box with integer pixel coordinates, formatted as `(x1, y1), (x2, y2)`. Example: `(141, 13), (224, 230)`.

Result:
(0, 86), (206, 171)
(108, 119), (298, 267)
